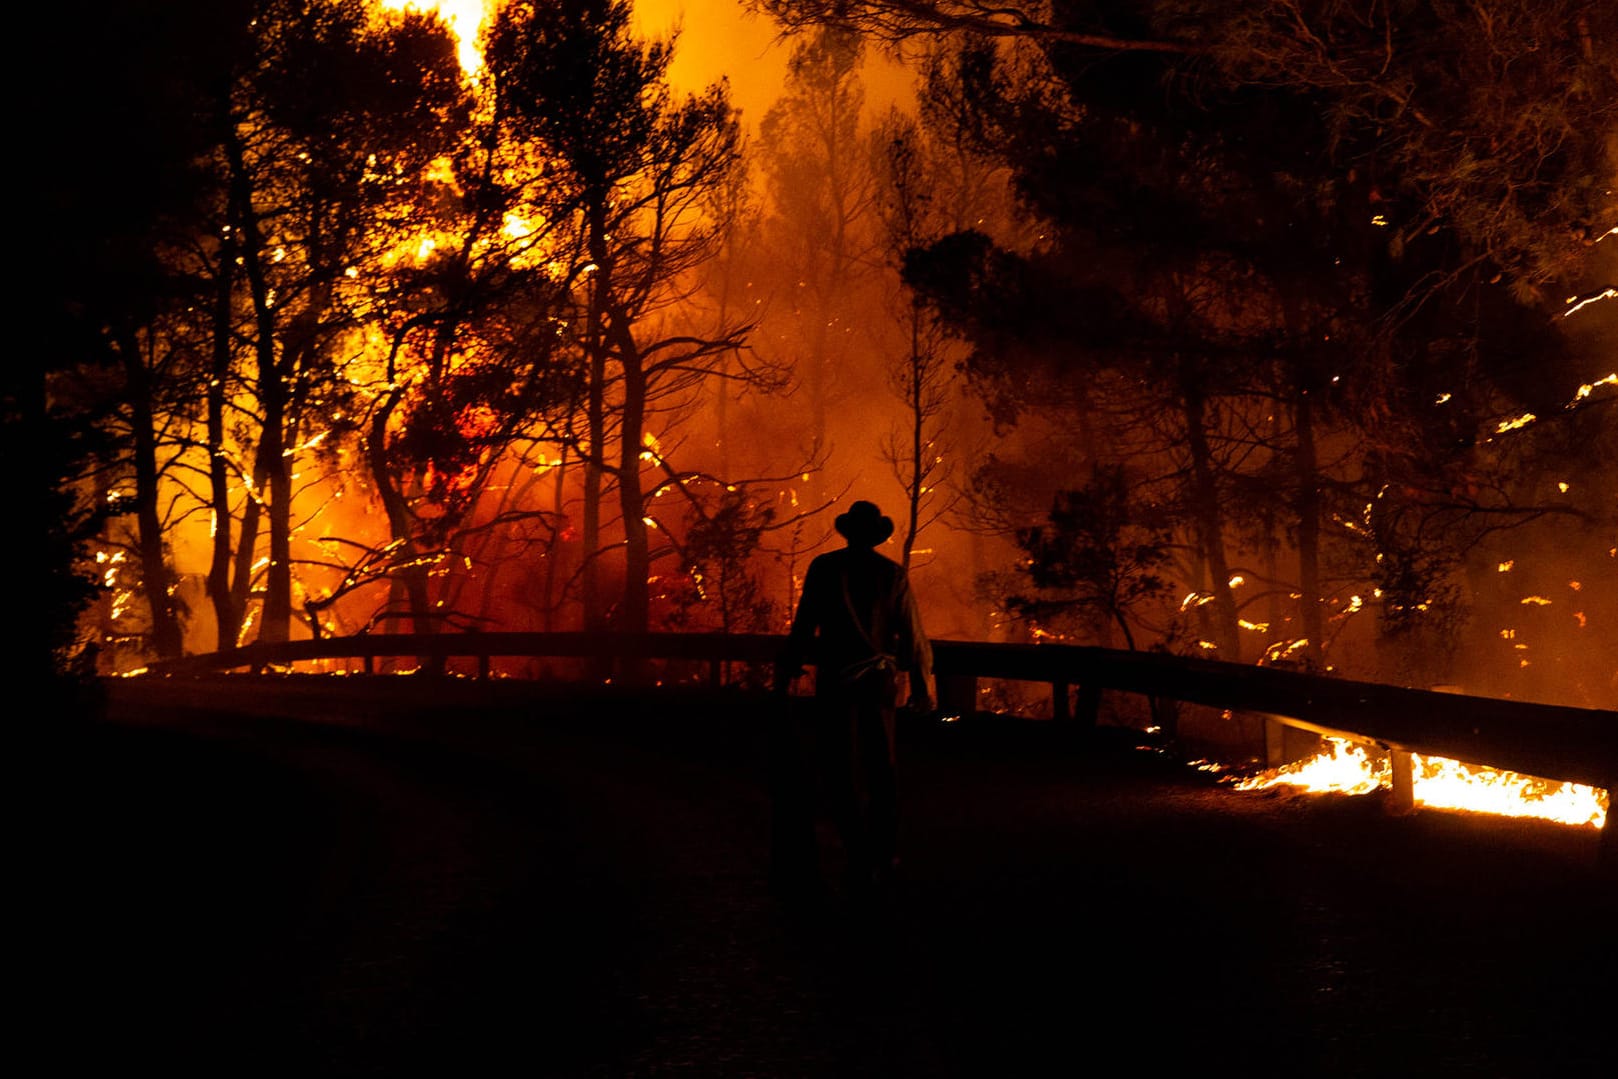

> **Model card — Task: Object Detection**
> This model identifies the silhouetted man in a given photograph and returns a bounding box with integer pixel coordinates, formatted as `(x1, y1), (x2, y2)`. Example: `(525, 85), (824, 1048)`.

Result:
(774, 500), (934, 899)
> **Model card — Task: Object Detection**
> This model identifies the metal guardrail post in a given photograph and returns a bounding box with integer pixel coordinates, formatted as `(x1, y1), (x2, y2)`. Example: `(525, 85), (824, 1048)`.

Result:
(1264, 715), (1287, 768)
(1076, 683), (1101, 733)
(939, 674), (978, 717)
(1388, 748), (1416, 816)
(1053, 682), (1070, 722)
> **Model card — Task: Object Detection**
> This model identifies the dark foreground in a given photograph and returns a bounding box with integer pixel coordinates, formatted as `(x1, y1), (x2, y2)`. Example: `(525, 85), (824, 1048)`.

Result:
(55, 677), (1613, 1076)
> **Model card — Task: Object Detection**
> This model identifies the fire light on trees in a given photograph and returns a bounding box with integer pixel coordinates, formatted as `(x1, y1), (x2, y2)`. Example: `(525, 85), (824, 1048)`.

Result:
(51, 0), (1614, 761)
(381, 0), (491, 73)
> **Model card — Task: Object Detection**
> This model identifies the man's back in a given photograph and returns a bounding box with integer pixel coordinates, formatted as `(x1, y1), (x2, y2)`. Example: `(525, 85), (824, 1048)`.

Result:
(790, 546), (928, 688)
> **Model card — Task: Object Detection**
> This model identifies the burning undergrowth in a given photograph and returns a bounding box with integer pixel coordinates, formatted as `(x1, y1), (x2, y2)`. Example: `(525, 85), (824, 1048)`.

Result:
(1226, 735), (1608, 829)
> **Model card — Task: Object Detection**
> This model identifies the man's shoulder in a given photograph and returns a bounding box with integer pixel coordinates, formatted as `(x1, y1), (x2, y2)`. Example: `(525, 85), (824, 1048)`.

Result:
(815, 547), (904, 581)
(804, 550), (842, 574)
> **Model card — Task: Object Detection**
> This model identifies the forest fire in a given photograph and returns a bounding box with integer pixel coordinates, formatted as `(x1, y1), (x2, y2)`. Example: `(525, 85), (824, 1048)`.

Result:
(1234, 736), (1610, 829)
(27, 0), (1615, 748)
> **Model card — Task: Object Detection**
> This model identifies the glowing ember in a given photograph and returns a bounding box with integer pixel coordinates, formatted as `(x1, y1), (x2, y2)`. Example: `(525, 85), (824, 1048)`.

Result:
(1260, 638), (1309, 664)
(1562, 289), (1617, 318)
(1232, 736), (1609, 829)
(1576, 373), (1616, 395)
(1496, 412), (1537, 433)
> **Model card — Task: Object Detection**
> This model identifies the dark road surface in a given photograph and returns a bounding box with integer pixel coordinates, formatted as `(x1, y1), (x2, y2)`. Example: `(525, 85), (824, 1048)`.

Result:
(57, 678), (1613, 1076)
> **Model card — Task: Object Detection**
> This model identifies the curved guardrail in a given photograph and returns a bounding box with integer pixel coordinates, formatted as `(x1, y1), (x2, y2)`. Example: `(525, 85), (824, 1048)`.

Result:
(141, 631), (1617, 792)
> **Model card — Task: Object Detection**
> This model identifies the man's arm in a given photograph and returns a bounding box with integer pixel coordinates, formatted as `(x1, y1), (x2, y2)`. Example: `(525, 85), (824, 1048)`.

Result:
(776, 557), (823, 691)
(897, 575), (935, 712)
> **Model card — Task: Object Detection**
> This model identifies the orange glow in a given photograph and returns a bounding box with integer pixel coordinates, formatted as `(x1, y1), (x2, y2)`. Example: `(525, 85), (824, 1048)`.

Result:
(379, 0), (916, 123)
(637, 0), (914, 125)
(1234, 736), (1608, 829)
(381, 0), (490, 74)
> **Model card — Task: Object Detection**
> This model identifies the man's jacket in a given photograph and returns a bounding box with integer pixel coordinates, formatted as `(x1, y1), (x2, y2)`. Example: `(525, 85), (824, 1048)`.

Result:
(785, 546), (932, 691)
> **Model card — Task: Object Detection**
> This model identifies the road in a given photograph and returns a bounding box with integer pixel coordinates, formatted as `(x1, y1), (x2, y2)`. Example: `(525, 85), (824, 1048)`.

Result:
(55, 677), (1613, 1076)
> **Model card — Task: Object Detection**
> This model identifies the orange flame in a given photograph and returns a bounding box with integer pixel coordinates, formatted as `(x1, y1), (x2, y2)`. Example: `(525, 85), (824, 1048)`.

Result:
(1233, 736), (1608, 829)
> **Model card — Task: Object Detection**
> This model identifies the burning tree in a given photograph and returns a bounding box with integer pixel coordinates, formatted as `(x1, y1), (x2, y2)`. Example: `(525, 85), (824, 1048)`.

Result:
(44, 0), (1612, 704)
(343, 17), (590, 641)
(488, 0), (753, 634)
(47, 0), (468, 659)
(202, 0), (468, 647)
(50, 0), (786, 664)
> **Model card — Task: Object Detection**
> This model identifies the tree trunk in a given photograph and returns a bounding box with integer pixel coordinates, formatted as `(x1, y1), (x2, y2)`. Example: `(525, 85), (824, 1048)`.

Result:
(229, 458), (265, 639)
(226, 122), (289, 644)
(582, 347), (606, 633)
(1180, 367), (1241, 660)
(1294, 380), (1325, 666)
(547, 446), (567, 630)
(367, 385), (435, 639)
(617, 343), (651, 634)
(582, 204), (611, 634)
(259, 405), (292, 644)
(118, 332), (184, 658)
(260, 265), (334, 646)
(206, 235), (241, 651)
(902, 308), (924, 570)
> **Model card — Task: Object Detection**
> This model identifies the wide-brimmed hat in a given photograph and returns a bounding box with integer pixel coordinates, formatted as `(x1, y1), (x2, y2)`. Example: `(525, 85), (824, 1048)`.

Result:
(835, 500), (894, 547)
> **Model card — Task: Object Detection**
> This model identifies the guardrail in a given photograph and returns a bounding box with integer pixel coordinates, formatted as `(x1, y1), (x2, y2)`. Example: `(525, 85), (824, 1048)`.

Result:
(143, 631), (786, 681)
(142, 631), (1617, 790)
(140, 631), (1616, 869)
